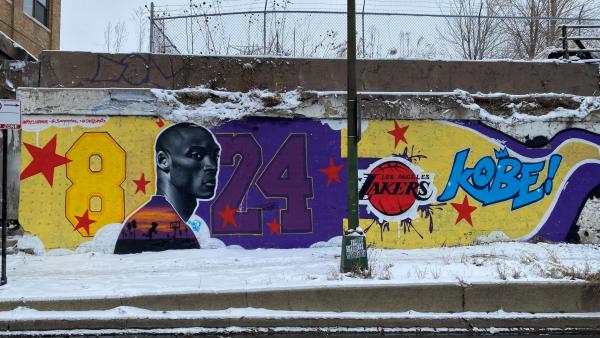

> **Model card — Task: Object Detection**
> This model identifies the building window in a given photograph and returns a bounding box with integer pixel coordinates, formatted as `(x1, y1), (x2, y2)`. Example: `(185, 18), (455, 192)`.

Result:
(23, 0), (48, 27)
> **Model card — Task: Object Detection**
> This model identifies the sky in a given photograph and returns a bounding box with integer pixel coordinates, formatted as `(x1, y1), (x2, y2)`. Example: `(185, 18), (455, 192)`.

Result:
(60, 0), (451, 53)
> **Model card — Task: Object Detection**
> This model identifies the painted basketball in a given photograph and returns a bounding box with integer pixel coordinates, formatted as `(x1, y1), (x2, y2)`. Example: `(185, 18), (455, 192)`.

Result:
(368, 161), (418, 216)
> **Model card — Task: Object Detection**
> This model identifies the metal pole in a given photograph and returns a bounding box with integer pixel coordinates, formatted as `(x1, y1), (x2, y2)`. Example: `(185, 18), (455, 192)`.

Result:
(189, 0), (194, 54)
(1, 129), (7, 286)
(562, 24), (568, 59)
(340, 0), (368, 273)
(347, 0), (359, 233)
(361, 0), (366, 58)
(149, 2), (155, 53)
(263, 0), (268, 54)
(578, 5), (584, 36)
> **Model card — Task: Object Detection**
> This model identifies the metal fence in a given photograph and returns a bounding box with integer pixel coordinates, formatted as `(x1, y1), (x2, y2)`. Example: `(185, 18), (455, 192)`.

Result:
(149, 8), (600, 60)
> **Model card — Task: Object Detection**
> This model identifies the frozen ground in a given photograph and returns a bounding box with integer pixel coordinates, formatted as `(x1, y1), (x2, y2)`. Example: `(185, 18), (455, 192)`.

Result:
(1, 241), (599, 302)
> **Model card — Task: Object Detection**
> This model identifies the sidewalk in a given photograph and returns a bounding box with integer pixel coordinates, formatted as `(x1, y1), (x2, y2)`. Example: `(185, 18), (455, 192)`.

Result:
(0, 241), (599, 334)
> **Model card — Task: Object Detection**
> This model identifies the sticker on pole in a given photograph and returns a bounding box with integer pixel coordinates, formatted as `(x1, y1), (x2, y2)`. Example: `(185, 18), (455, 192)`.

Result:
(0, 100), (21, 129)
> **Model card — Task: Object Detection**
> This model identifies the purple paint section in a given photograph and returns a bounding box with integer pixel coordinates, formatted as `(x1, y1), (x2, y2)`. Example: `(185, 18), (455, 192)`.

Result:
(454, 121), (600, 241)
(194, 118), (346, 249)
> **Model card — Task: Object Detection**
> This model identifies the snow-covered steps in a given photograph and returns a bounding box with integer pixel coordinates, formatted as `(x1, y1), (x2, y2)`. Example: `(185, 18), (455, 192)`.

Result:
(0, 283), (598, 314)
(0, 307), (599, 335)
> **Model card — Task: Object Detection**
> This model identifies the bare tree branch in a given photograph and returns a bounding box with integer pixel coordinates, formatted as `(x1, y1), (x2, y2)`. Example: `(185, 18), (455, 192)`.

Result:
(131, 6), (149, 52)
(439, 0), (506, 59)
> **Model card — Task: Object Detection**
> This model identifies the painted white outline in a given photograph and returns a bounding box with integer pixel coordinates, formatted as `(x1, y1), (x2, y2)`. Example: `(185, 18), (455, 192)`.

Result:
(358, 156), (437, 223)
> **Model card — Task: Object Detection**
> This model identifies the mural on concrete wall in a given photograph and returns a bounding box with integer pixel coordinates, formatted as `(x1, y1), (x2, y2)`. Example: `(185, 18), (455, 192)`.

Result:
(18, 117), (344, 252)
(355, 121), (598, 248)
(18, 116), (600, 252)
(114, 123), (221, 254)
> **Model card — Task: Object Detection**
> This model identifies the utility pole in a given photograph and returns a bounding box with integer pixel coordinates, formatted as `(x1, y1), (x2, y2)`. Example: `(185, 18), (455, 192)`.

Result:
(149, 2), (155, 53)
(549, 0), (557, 45)
(263, 0), (268, 54)
(361, 0), (366, 58)
(341, 0), (368, 273)
(1, 128), (6, 285)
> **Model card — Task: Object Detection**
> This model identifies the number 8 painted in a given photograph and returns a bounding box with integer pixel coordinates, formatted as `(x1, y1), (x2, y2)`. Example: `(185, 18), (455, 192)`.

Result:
(65, 132), (126, 237)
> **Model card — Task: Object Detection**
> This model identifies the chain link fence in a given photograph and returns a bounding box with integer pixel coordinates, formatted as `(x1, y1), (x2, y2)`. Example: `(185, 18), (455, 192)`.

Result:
(150, 9), (600, 60)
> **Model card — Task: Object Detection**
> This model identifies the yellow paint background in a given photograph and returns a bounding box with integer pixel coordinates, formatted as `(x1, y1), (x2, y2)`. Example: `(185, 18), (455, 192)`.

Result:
(19, 117), (161, 250)
(343, 120), (600, 249)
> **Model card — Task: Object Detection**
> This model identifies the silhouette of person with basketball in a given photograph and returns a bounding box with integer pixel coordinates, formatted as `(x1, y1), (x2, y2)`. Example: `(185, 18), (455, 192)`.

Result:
(114, 123), (221, 254)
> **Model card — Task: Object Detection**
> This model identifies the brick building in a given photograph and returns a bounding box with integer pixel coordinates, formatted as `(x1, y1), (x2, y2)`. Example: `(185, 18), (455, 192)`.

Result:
(0, 0), (61, 60)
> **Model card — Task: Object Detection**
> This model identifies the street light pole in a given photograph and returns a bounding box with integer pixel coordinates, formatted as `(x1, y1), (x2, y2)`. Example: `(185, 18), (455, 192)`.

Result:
(347, 0), (358, 233)
(341, 0), (368, 273)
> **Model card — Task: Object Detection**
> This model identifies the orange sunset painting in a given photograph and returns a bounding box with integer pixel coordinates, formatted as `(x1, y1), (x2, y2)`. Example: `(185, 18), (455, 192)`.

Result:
(114, 196), (200, 254)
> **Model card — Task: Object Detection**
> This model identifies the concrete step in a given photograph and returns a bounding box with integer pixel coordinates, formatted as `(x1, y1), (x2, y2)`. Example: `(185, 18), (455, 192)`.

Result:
(6, 238), (17, 248)
(0, 310), (599, 334)
(2, 283), (599, 314)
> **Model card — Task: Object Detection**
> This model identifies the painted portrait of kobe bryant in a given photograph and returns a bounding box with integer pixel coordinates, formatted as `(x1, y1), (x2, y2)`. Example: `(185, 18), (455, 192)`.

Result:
(114, 123), (221, 254)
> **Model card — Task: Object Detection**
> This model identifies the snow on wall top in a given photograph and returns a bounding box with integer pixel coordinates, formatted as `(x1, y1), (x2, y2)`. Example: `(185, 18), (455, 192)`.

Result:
(16, 87), (600, 126)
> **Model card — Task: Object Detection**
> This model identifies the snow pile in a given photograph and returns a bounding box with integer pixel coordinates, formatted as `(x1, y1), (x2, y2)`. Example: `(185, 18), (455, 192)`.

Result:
(146, 87), (599, 125)
(2, 242), (599, 302)
(0, 31), (37, 62)
(310, 236), (343, 248)
(454, 90), (600, 123)
(15, 235), (44, 256)
(473, 231), (511, 244)
(76, 223), (122, 254)
(151, 87), (303, 124)
(45, 249), (75, 256)
(3, 78), (14, 92)
(189, 215), (226, 249)
(8, 61), (27, 72)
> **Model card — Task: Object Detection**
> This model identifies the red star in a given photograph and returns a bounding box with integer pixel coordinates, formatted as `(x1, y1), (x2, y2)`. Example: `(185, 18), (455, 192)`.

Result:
(20, 135), (72, 187)
(267, 218), (282, 235)
(451, 195), (477, 226)
(133, 173), (151, 194)
(156, 118), (165, 128)
(319, 158), (343, 186)
(217, 204), (238, 228)
(74, 210), (96, 236)
(387, 121), (409, 148)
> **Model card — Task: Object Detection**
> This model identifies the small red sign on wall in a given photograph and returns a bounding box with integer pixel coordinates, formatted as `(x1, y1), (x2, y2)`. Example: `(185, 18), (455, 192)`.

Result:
(0, 100), (21, 129)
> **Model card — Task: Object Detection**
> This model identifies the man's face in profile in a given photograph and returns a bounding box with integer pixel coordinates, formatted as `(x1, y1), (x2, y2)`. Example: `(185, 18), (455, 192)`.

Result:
(165, 127), (220, 200)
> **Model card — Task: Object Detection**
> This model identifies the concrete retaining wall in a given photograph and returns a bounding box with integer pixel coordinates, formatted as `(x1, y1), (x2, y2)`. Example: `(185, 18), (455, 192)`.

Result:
(4, 52), (599, 96)
(1, 51), (598, 246)
(37, 51), (600, 95)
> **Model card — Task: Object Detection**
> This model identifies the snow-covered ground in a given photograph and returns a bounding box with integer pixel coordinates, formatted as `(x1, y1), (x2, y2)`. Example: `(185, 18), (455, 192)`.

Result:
(1, 242), (599, 302)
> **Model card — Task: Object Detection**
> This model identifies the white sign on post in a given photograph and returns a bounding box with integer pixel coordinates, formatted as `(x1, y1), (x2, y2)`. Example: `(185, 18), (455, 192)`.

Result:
(0, 100), (21, 129)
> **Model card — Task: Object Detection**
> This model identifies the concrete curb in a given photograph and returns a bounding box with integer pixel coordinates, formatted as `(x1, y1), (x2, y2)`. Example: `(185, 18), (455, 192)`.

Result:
(1, 314), (600, 333)
(1, 282), (599, 313)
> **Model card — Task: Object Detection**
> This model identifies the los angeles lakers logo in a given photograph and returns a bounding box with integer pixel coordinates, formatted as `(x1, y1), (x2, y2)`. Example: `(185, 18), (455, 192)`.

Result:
(358, 157), (437, 222)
